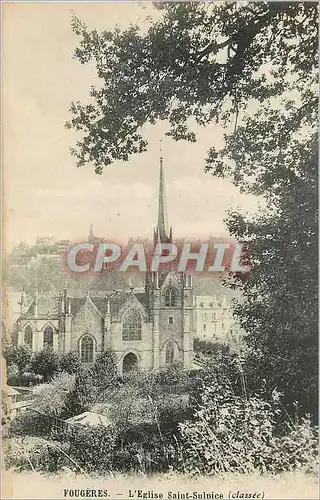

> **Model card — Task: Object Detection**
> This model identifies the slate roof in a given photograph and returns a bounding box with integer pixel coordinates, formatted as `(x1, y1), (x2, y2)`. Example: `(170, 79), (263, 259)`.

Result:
(192, 273), (240, 299)
(24, 296), (59, 317)
(89, 270), (145, 292)
(69, 291), (149, 318)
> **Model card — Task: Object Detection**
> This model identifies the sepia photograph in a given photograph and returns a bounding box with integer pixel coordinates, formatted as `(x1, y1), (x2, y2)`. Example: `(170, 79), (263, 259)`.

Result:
(1, 1), (318, 499)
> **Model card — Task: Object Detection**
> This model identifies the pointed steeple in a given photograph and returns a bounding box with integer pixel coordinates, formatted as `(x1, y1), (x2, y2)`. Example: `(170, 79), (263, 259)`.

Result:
(88, 224), (94, 243)
(154, 142), (172, 245)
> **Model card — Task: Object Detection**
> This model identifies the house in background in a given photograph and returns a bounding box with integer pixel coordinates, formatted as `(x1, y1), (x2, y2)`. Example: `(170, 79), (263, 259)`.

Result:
(193, 294), (244, 351)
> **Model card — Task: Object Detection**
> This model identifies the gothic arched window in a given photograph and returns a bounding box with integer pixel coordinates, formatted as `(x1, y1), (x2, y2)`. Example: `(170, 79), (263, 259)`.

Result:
(165, 342), (175, 364)
(24, 325), (33, 349)
(43, 325), (54, 348)
(165, 287), (177, 307)
(122, 309), (142, 341)
(80, 335), (95, 363)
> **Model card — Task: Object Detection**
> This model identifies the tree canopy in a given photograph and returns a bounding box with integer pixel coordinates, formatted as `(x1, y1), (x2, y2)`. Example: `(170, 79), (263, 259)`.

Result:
(67, 1), (317, 187)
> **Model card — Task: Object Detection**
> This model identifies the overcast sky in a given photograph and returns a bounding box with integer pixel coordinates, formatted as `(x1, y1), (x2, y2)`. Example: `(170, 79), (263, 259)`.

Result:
(3, 2), (261, 251)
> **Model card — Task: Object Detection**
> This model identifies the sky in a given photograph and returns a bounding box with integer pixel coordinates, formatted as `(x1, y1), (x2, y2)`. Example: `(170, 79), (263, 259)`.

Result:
(3, 2), (262, 251)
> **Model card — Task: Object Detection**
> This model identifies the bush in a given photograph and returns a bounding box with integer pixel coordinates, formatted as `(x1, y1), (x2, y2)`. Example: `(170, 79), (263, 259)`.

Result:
(32, 372), (76, 418)
(31, 348), (60, 382)
(177, 379), (319, 476)
(65, 425), (117, 473)
(6, 364), (20, 385)
(194, 338), (230, 356)
(3, 345), (32, 374)
(58, 351), (81, 374)
(112, 423), (174, 474)
(9, 411), (52, 437)
(20, 372), (43, 387)
(90, 349), (118, 399)
(5, 436), (70, 473)
(270, 417), (319, 474)
(64, 369), (95, 417)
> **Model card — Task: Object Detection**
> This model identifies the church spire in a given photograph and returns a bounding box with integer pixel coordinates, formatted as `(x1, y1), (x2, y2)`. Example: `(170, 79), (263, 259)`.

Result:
(154, 142), (172, 245)
(88, 223), (94, 243)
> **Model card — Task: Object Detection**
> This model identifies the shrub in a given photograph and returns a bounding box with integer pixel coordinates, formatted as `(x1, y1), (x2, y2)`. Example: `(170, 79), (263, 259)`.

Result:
(58, 351), (81, 374)
(3, 345), (32, 374)
(9, 411), (52, 437)
(65, 424), (117, 473)
(90, 349), (118, 399)
(5, 436), (70, 473)
(20, 371), (43, 386)
(32, 372), (76, 418)
(112, 423), (174, 474)
(6, 364), (20, 385)
(194, 338), (230, 356)
(177, 376), (319, 476)
(64, 369), (95, 417)
(270, 417), (319, 474)
(31, 348), (60, 382)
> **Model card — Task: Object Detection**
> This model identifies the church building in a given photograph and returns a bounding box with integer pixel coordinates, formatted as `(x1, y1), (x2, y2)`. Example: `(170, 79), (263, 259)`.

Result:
(15, 156), (194, 374)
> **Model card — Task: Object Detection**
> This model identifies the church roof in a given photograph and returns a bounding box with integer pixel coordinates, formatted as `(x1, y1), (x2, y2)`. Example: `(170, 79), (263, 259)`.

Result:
(192, 273), (240, 299)
(24, 296), (59, 317)
(89, 269), (145, 292)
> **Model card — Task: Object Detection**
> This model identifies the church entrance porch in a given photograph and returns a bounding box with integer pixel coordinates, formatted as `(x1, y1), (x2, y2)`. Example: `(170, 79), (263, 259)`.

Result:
(122, 352), (138, 374)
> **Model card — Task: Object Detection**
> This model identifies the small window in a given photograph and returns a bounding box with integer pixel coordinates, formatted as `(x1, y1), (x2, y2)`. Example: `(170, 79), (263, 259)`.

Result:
(199, 302), (205, 308)
(165, 342), (175, 364)
(24, 326), (33, 349)
(43, 325), (54, 348)
(203, 313), (207, 320)
(209, 302), (213, 307)
(221, 323), (225, 330)
(203, 324), (207, 332)
(165, 288), (177, 307)
(212, 313), (217, 321)
(168, 316), (174, 325)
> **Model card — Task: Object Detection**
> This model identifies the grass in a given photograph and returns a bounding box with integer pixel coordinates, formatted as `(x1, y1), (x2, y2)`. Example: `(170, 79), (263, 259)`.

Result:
(2, 469), (318, 500)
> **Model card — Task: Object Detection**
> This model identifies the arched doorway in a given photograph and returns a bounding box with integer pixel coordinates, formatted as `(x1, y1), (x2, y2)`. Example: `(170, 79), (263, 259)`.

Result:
(122, 352), (138, 374)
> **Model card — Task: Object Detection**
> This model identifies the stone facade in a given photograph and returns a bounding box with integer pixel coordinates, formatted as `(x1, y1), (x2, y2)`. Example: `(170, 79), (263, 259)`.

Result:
(193, 294), (244, 351)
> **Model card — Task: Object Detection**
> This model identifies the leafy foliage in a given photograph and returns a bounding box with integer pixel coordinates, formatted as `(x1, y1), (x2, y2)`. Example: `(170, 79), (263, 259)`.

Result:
(90, 348), (118, 398)
(30, 348), (60, 383)
(3, 345), (32, 375)
(194, 338), (230, 356)
(64, 369), (95, 417)
(58, 351), (81, 374)
(178, 376), (318, 476)
(228, 148), (318, 418)
(67, 2), (317, 173)
(32, 372), (76, 418)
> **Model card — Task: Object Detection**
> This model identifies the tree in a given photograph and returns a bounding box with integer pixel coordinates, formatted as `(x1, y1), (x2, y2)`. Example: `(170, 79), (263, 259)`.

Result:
(227, 148), (318, 418)
(66, 2), (317, 174)
(90, 348), (118, 399)
(3, 344), (32, 375)
(65, 369), (95, 417)
(32, 372), (76, 418)
(31, 348), (60, 382)
(66, 3), (318, 417)
(58, 351), (81, 374)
